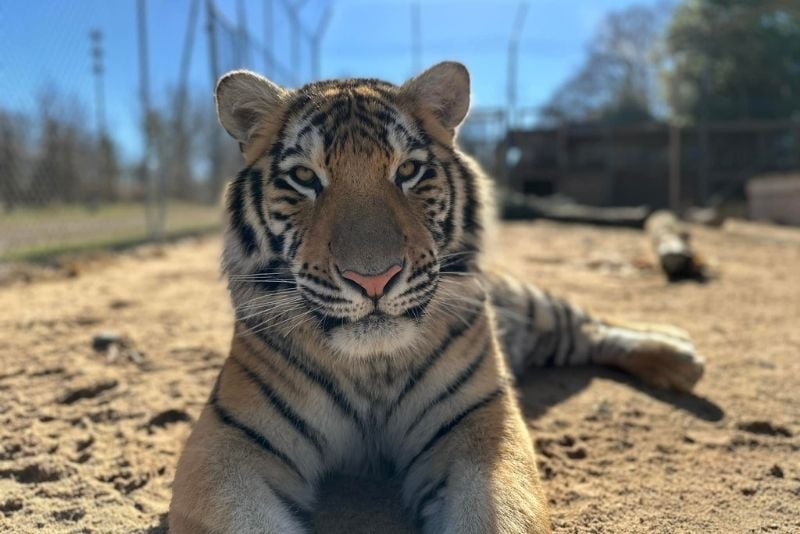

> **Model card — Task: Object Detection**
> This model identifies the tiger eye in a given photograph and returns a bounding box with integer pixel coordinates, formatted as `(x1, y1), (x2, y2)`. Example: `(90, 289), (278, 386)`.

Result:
(294, 166), (316, 183)
(398, 161), (417, 178)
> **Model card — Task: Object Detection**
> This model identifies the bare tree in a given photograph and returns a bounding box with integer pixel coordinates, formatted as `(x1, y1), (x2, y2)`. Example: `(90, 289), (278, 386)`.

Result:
(541, 2), (672, 125)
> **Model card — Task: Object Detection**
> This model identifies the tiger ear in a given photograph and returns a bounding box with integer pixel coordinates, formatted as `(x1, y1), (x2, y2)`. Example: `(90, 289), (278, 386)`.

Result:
(215, 70), (289, 145)
(401, 61), (471, 133)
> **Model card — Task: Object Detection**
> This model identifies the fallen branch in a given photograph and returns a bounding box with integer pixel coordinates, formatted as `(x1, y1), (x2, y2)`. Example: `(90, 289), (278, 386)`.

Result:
(501, 192), (651, 229)
(645, 210), (708, 282)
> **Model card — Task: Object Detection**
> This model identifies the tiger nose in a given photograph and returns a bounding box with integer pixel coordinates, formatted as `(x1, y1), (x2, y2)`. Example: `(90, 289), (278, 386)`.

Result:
(340, 264), (402, 298)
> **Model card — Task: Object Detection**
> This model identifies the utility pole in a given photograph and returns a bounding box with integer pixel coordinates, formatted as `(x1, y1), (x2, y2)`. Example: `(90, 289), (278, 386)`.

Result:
(206, 0), (224, 201)
(506, 2), (529, 128)
(138, 0), (164, 239)
(89, 30), (107, 138)
(89, 29), (109, 204)
(175, 0), (200, 198)
(411, 2), (421, 73)
(310, 4), (333, 80)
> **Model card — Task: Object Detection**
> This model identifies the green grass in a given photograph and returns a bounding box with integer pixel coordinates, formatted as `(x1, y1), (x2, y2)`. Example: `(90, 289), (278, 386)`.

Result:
(0, 202), (222, 263)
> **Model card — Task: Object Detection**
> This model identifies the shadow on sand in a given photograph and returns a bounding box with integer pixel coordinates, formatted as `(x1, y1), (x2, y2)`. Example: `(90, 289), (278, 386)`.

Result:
(516, 365), (724, 423)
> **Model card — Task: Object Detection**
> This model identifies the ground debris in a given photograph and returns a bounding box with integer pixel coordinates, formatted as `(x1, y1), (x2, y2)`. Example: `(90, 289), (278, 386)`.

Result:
(91, 331), (144, 364)
(736, 420), (792, 437)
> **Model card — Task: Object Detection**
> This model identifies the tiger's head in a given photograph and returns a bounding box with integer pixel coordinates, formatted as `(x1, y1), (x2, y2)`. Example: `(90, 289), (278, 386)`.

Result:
(217, 62), (487, 357)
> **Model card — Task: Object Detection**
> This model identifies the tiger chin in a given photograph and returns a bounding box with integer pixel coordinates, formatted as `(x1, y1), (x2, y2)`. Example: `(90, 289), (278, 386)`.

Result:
(169, 62), (704, 533)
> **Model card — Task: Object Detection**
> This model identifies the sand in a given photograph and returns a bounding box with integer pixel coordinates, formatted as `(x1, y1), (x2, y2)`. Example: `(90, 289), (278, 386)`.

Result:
(1, 220), (798, 533)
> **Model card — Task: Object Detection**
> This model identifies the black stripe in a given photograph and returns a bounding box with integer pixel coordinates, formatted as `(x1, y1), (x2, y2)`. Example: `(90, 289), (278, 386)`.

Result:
(385, 305), (483, 420)
(230, 356), (326, 456)
(300, 285), (350, 304)
(439, 245), (478, 274)
(273, 177), (296, 192)
(526, 287), (537, 331)
(227, 170), (259, 255)
(439, 161), (456, 249)
(245, 324), (367, 436)
(249, 168), (267, 227)
(402, 388), (503, 474)
(271, 484), (313, 526)
(527, 332), (545, 368)
(313, 310), (350, 332)
(407, 261), (437, 283)
(560, 304), (575, 365)
(211, 396), (306, 482)
(268, 231), (285, 255)
(297, 272), (338, 291)
(413, 184), (442, 195)
(414, 476), (448, 528)
(404, 340), (490, 437)
(592, 335), (610, 363)
(454, 155), (481, 234)
(543, 293), (562, 367)
(274, 195), (300, 206)
(397, 279), (433, 298)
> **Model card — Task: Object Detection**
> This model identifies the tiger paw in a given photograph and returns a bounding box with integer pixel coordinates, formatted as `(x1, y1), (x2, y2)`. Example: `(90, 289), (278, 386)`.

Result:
(621, 338), (705, 393)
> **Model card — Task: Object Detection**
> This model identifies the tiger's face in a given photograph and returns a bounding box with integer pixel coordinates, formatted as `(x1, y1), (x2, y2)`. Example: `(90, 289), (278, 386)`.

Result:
(217, 62), (483, 357)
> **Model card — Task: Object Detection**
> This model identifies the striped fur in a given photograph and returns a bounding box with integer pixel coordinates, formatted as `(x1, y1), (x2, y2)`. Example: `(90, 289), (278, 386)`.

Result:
(170, 62), (703, 533)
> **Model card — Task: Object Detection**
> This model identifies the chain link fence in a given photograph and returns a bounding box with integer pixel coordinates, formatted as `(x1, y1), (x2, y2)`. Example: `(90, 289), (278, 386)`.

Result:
(0, 0), (320, 262)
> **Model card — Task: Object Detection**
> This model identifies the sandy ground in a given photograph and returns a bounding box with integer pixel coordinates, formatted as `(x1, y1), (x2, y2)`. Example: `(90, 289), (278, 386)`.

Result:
(1, 220), (799, 533)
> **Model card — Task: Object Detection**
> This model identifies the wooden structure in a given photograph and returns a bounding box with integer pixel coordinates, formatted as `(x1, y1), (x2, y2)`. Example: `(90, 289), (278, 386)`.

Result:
(499, 119), (800, 210)
(747, 173), (800, 226)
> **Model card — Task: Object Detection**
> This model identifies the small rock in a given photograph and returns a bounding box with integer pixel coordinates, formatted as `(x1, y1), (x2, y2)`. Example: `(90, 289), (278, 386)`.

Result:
(736, 421), (792, 437)
(59, 379), (118, 405)
(92, 332), (126, 352)
(769, 464), (784, 478)
(147, 409), (192, 429)
(52, 507), (85, 522)
(91, 332), (144, 364)
(0, 498), (23, 515)
(565, 447), (587, 460)
(557, 435), (576, 447)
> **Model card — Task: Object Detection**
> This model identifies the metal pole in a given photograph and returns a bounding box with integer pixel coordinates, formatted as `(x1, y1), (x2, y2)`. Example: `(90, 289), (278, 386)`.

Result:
(506, 2), (529, 128)
(411, 2), (421, 73)
(89, 30), (106, 138)
(90, 29), (108, 204)
(206, 0), (223, 202)
(175, 0), (200, 198)
(137, 0), (160, 238)
(310, 5), (333, 80)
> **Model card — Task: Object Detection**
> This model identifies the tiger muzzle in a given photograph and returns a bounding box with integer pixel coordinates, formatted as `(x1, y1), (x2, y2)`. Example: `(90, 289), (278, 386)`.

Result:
(331, 199), (405, 299)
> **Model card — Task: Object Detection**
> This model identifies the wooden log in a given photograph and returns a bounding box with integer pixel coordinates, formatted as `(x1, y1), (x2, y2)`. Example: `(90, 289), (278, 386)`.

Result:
(501, 192), (651, 229)
(645, 210), (707, 281)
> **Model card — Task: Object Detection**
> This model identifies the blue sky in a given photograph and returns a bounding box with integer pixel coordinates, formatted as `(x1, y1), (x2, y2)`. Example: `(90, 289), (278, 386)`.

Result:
(1, 0), (657, 161)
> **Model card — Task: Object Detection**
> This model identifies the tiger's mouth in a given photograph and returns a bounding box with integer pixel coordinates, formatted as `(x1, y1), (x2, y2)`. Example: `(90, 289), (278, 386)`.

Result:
(320, 309), (423, 357)
(315, 308), (419, 333)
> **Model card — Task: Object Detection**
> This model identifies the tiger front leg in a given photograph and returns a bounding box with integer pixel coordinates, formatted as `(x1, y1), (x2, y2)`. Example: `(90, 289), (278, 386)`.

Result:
(169, 405), (316, 534)
(400, 389), (551, 534)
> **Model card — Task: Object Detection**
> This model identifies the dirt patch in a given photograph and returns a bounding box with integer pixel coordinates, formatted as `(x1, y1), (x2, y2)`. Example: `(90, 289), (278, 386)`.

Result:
(1, 222), (799, 532)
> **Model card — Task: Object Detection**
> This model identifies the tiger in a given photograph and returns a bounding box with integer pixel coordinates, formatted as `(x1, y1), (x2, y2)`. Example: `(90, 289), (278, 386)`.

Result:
(169, 61), (704, 533)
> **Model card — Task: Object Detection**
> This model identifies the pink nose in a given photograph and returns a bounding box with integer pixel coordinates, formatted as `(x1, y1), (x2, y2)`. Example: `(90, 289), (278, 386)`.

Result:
(341, 264), (402, 298)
